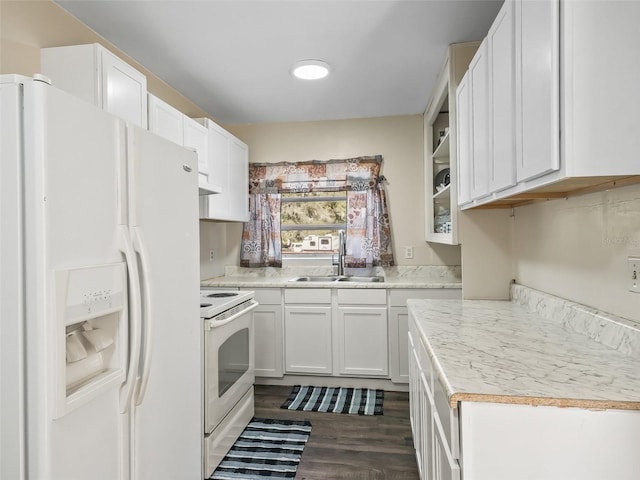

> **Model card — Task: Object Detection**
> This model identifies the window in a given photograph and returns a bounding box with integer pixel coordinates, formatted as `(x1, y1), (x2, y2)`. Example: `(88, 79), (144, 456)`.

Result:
(281, 191), (346, 255)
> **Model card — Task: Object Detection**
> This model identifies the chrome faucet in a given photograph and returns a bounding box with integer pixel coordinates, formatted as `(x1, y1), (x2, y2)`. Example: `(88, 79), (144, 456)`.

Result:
(336, 230), (346, 276)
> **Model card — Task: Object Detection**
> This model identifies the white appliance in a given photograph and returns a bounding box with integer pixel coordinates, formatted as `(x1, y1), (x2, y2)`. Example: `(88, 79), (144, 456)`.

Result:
(200, 289), (258, 477)
(1, 75), (202, 480)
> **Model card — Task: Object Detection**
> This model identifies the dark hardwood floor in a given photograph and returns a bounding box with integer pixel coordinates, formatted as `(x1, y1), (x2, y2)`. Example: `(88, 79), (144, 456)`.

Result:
(254, 384), (420, 480)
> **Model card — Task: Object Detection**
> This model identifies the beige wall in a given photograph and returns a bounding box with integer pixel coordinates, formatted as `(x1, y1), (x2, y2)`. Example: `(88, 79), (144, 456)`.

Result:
(0, 0), (208, 118)
(226, 116), (462, 268)
(512, 184), (640, 322)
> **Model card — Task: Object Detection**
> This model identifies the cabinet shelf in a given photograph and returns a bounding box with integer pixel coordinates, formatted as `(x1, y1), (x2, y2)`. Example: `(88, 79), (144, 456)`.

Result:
(433, 133), (450, 160)
(433, 184), (451, 201)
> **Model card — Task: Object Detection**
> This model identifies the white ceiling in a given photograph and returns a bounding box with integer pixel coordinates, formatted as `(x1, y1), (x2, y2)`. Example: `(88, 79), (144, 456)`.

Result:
(55, 0), (503, 125)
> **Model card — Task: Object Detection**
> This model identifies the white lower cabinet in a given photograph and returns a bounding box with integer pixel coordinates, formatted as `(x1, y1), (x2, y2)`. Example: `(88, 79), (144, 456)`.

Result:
(390, 289), (462, 384)
(409, 312), (640, 480)
(336, 289), (388, 377)
(409, 325), (460, 480)
(284, 289), (332, 375)
(252, 288), (283, 378)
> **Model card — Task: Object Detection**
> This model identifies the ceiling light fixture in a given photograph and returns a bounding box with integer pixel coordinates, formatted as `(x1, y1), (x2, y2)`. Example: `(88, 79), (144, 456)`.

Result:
(291, 60), (330, 80)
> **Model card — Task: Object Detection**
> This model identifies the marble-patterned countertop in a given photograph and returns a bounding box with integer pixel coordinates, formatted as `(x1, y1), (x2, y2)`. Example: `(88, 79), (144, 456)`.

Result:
(200, 275), (461, 289)
(201, 265), (462, 290)
(407, 298), (640, 411)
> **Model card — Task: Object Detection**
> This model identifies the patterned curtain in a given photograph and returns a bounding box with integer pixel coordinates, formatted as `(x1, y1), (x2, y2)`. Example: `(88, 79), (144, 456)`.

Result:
(241, 193), (282, 267)
(240, 155), (394, 267)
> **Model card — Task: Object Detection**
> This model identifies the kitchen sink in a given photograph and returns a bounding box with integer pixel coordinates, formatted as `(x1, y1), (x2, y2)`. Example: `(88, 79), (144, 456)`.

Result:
(288, 276), (340, 282)
(336, 276), (384, 283)
(288, 275), (384, 283)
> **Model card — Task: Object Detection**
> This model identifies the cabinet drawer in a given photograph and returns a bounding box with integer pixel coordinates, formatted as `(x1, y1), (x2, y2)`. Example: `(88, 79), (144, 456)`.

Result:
(284, 288), (331, 304)
(252, 288), (282, 305)
(337, 288), (386, 305)
(389, 288), (461, 307)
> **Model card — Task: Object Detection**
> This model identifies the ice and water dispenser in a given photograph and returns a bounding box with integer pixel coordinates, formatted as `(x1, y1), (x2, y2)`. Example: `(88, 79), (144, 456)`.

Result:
(55, 263), (128, 417)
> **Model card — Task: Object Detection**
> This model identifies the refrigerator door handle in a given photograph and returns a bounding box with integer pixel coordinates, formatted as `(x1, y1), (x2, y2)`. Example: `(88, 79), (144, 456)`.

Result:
(117, 225), (143, 413)
(132, 226), (153, 406)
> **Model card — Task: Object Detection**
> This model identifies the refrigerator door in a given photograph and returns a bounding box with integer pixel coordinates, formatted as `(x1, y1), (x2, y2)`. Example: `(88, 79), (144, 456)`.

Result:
(3, 78), (131, 479)
(126, 125), (202, 479)
(1, 77), (27, 480)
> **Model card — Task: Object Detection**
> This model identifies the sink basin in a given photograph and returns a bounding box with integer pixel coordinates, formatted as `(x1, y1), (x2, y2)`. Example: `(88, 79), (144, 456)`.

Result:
(288, 276), (340, 282)
(288, 275), (384, 283)
(336, 276), (384, 283)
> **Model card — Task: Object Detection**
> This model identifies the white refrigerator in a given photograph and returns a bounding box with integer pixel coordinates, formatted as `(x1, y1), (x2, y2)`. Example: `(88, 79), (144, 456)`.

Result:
(1, 75), (202, 480)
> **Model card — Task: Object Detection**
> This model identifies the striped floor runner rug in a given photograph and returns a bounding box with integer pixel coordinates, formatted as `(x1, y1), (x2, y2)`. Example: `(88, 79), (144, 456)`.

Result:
(281, 385), (384, 415)
(210, 418), (312, 479)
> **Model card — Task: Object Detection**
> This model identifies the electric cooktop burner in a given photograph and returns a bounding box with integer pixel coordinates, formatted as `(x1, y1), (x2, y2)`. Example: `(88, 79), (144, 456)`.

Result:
(205, 292), (238, 298)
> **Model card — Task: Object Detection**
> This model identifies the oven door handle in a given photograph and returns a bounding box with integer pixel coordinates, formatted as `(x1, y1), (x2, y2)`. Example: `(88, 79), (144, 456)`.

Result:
(205, 300), (259, 330)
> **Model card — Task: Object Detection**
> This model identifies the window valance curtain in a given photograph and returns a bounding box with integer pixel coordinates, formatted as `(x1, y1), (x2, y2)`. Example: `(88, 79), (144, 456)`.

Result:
(240, 155), (394, 268)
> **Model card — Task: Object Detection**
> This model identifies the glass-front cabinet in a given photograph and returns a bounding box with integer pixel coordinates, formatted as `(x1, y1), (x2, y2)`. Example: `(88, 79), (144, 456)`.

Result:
(424, 42), (479, 245)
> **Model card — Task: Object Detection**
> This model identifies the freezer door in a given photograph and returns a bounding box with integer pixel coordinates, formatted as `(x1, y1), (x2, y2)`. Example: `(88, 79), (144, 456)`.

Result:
(11, 79), (130, 480)
(126, 125), (202, 479)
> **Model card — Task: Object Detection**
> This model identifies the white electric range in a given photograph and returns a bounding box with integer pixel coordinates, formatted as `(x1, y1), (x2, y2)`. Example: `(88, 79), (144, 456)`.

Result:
(199, 289), (258, 477)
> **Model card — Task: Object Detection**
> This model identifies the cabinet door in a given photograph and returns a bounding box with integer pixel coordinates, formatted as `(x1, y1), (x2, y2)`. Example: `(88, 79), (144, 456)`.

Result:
(516, 0), (560, 182)
(148, 94), (184, 145)
(254, 304), (283, 378)
(284, 306), (332, 374)
(409, 335), (425, 477)
(183, 116), (209, 177)
(100, 48), (148, 128)
(389, 306), (409, 383)
(433, 418), (460, 480)
(337, 306), (388, 377)
(468, 40), (490, 200)
(488, 0), (517, 193)
(227, 137), (249, 222)
(419, 370), (434, 480)
(206, 120), (229, 194)
(455, 73), (472, 206)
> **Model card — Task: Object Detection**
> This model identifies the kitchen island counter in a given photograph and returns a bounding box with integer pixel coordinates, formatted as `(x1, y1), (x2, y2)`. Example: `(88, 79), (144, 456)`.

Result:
(408, 289), (640, 411)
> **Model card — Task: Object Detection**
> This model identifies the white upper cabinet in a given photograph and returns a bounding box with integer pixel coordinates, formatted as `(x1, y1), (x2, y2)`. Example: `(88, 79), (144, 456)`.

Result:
(183, 116), (209, 185)
(458, 0), (640, 209)
(197, 118), (249, 222)
(424, 42), (480, 245)
(468, 40), (490, 201)
(456, 74), (472, 206)
(147, 94), (215, 195)
(488, 0), (517, 193)
(41, 43), (147, 128)
(202, 119), (229, 195)
(516, 0), (560, 183)
(148, 93), (184, 144)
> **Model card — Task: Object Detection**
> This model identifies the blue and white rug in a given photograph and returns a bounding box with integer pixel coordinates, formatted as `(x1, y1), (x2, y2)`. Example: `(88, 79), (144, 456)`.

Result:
(210, 418), (312, 479)
(281, 385), (384, 416)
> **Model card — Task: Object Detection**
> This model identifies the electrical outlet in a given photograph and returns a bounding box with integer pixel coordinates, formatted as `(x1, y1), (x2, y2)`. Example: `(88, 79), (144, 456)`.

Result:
(209, 250), (215, 262)
(629, 256), (640, 294)
(404, 246), (414, 259)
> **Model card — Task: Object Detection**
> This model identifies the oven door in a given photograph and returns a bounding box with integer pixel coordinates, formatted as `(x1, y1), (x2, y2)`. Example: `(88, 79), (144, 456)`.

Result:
(204, 303), (257, 434)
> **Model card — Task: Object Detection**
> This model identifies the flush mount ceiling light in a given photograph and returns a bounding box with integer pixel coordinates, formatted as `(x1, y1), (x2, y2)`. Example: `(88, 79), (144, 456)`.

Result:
(291, 60), (330, 80)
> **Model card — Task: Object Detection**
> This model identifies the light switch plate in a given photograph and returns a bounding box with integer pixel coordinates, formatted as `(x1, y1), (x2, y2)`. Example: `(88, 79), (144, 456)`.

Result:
(629, 256), (640, 294)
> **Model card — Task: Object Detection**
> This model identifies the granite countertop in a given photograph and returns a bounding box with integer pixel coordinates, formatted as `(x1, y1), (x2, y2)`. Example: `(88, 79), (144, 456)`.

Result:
(201, 266), (462, 289)
(407, 296), (640, 411)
